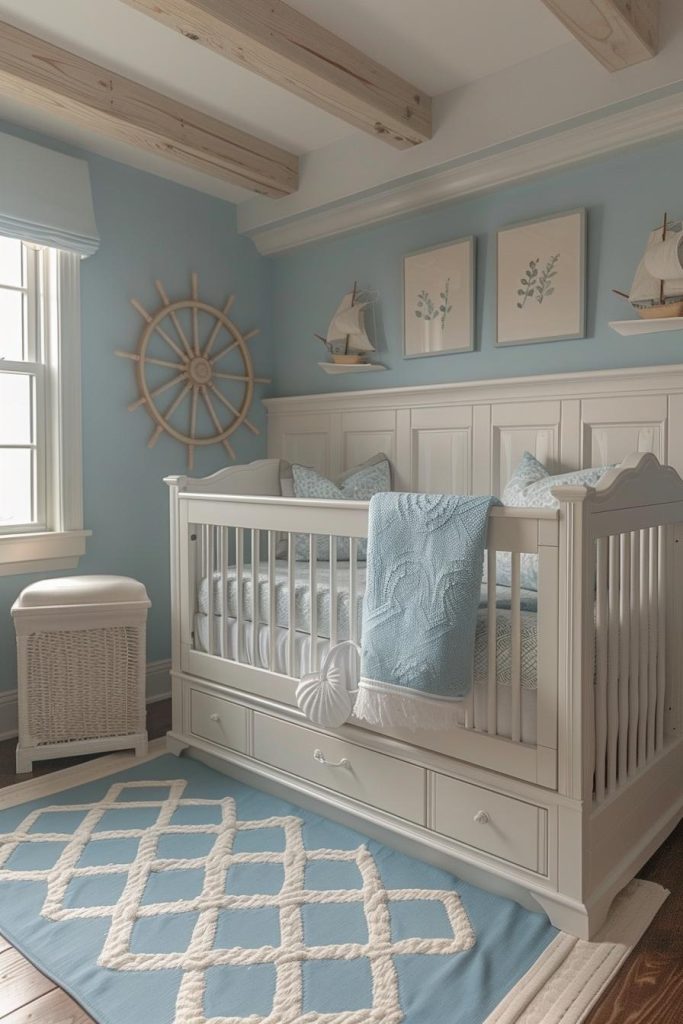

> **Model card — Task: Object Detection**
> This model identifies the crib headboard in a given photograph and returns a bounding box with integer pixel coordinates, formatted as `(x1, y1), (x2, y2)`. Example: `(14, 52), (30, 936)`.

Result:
(264, 364), (683, 495)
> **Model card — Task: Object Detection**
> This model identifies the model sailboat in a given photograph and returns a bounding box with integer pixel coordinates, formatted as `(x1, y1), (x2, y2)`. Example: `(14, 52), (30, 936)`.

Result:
(316, 283), (375, 364)
(617, 213), (683, 319)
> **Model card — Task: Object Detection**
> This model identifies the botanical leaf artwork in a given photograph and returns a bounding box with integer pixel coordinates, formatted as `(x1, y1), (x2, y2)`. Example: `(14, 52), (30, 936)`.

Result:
(439, 278), (453, 329)
(517, 254), (560, 308)
(415, 278), (453, 327)
(536, 253), (559, 303)
(405, 238), (473, 355)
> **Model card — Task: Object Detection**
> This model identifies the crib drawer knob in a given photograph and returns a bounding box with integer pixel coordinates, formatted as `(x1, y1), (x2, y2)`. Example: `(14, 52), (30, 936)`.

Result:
(313, 748), (350, 769)
(473, 810), (490, 825)
(209, 713), (220, 723)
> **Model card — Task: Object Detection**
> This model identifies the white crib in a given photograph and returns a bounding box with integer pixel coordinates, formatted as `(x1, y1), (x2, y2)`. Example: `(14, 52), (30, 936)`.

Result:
(165, 447), (683, 939)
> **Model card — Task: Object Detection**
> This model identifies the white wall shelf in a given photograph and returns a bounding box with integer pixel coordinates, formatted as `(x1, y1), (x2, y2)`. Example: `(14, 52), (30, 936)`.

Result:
(609, 318), (683, 336)
(318, 362), (387, 375)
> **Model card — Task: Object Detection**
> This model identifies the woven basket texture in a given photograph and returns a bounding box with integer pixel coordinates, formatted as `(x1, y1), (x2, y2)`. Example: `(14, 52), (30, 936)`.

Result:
(25, 626), (145, 744)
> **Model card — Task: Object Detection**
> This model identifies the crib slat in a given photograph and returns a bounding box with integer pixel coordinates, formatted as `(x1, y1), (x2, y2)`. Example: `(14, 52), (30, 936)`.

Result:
(329, 536), (338, 648)
(656, 525), (666, 751)
(510, 553), (521, 744)
(251, 530), (260, 669)
(236, 526), (244, 663)
(638, 528), (649, 768)
(205, 525), (215, 657)
(607, 534), (620, 796)
(219, 527), (228, 659)
(487, 552), (497, 735)
(309, 534), (318, 673)
(349, 538), (359, 646)
(647, 527), (658, 760)
(628, 530), (640, 777)
(268, 531), (276, 672)
(618, 533), (630, 785)
(595, 536), (608, 802)
(287, 534), (296, 677)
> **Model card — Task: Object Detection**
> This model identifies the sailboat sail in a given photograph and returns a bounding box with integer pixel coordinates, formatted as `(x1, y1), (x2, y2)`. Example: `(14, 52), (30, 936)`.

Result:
(326, 291), (375, 353)
(630, 225), (683, 306)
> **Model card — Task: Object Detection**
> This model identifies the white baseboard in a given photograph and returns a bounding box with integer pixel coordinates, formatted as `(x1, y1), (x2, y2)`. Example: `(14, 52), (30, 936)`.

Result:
(0, 659), (171, 742)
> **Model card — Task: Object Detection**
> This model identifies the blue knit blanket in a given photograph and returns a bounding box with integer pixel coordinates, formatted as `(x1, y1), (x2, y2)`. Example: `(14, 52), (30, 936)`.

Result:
(353, 492), (500, 731)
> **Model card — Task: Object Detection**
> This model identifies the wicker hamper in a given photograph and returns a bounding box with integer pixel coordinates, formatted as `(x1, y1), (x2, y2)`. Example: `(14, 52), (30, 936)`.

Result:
(11, 576), (151, 773)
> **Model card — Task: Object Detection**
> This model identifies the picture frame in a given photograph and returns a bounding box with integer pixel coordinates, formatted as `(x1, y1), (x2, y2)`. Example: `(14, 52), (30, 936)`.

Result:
(403, 236), (475, 358)
(496, 209), (586, 346)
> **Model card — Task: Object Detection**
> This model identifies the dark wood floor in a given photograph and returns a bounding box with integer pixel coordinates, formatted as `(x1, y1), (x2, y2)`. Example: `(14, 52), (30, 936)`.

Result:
(0, 700), (680, 1023)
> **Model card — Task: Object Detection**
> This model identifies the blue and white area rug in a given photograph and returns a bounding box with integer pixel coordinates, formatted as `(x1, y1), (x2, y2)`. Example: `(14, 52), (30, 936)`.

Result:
(0, 745), (667, 1024)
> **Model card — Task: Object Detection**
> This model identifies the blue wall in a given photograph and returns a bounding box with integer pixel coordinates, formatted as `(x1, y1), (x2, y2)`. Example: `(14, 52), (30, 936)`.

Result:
(4, 125), (683, 698)
(271, 135), (683, 396)
(0, 130), (271, 695)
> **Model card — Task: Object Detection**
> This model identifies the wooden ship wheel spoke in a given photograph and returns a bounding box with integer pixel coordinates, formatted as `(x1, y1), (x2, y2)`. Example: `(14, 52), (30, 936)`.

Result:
(115, 273), (270, 469)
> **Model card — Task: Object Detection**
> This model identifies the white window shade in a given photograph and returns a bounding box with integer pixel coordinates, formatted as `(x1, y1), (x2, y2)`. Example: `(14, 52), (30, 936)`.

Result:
(0, 132), (99, 257)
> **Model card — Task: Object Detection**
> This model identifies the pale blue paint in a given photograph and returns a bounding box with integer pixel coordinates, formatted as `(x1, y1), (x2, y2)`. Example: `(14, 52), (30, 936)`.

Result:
(0, 122), (272, 695)
(270, 134), (683, 395)
(3, 121), (683, 699)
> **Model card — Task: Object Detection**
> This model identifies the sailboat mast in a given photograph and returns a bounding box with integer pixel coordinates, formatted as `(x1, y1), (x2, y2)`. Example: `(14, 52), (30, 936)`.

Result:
(344, 280), (358, 356)
(660, 212), (667, 305)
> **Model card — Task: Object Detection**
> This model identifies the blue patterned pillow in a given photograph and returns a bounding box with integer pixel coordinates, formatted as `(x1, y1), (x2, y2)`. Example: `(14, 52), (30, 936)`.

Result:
(496, 452), (613, 589)
(291, 456), (392, 561)
(502, 451), (613, 509)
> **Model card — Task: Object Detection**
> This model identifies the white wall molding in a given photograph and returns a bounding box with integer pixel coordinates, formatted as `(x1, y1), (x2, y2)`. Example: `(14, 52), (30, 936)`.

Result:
(245, 90), (683, 255)
(0, 659), (171, 741)
(264, 362), (683, 415)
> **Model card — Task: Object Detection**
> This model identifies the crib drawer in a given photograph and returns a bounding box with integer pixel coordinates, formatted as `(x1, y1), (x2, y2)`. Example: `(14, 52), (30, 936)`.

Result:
(253, 713), (425, 824)
(190, 689), (249, 754)
(433, 773), (547, 874)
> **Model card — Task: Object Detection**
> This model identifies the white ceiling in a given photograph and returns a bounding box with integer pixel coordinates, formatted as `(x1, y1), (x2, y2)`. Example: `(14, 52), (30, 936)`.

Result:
(0, 0), (680, 226)
(0, 0), (571, 202)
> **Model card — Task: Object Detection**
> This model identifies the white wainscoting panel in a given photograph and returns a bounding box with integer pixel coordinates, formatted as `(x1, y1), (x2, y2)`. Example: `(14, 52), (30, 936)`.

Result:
(410, 407), (472, 493)
(265, 365), (683, 496)
(274, 414), (331, 475)
(342, 410), (396, 474)
(579, 396), (667, 468)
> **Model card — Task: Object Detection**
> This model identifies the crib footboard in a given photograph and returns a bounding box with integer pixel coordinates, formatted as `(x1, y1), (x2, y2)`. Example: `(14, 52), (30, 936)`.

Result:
(551, 452), (683, 933)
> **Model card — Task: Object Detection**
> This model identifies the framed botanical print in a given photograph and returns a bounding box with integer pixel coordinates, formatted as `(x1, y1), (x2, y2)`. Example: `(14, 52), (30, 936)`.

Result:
(404, 236), (475, 357)
(496, 209), (586, 346)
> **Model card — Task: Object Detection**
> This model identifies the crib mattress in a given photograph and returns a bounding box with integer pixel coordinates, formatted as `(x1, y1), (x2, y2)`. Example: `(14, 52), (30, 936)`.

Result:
(193, 612), (539, 743)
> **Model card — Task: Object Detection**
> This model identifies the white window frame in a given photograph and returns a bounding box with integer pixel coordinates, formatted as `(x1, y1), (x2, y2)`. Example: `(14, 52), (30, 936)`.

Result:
(0, 246), (89, 575)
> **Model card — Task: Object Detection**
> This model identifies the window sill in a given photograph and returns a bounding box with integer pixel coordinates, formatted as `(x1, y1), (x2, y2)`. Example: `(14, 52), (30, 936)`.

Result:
(0, 530), (91, 577)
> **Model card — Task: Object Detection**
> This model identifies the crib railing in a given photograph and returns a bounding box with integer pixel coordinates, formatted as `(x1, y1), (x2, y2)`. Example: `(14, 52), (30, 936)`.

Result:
(553, 453), (683, 807)
(593, 526), (668, 802)
(178, 493), (560, 754)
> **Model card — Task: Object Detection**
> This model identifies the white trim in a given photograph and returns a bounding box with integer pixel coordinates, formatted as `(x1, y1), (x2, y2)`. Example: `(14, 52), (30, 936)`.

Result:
(0, 249), (88, 576)
(0, 659), (171, 741)
(243, 90), (683, 255)
(0, 530), (89, 577)
(263, 361), (683, 414)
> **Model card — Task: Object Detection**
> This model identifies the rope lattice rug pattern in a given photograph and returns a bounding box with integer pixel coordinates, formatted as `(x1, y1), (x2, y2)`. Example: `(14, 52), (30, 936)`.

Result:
(0, 751), (668, 1024)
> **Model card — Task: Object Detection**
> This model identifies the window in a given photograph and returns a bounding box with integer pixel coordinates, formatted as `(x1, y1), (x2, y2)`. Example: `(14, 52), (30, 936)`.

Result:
(0, 238), (87, 575)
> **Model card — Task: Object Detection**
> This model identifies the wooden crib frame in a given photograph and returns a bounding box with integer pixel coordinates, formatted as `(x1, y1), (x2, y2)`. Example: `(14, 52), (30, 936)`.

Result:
(165, 450), (683, 939)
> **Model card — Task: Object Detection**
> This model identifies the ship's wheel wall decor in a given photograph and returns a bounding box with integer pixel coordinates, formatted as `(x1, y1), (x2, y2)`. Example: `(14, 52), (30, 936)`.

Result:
(116, 273), (269, 469)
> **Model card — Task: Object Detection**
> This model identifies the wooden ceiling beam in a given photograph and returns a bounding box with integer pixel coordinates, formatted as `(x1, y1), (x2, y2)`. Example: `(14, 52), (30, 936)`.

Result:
(121, 0), (432, 148)
(0, 19), (298, 197)
(540, 0), (659, 71)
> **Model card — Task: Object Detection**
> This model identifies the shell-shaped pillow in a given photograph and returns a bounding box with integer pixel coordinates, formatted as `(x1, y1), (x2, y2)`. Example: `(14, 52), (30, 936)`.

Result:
(296, 669), (353, 729)
(296, 641), (360, 728)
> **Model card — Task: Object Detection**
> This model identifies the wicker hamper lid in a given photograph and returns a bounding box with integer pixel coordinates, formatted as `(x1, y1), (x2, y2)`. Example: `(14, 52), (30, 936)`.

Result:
(12, 575), (150, 614)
